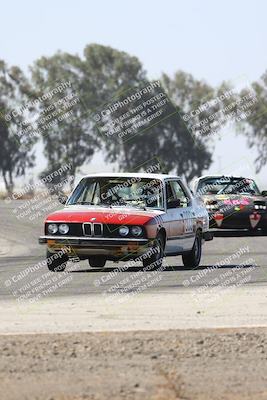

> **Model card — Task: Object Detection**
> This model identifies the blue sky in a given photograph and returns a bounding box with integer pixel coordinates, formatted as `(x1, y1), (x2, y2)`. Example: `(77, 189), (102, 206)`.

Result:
(1, 0), (267, 187)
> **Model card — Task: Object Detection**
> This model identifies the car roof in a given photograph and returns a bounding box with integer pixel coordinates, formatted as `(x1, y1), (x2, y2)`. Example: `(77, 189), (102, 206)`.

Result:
(81, 172), (181, 181)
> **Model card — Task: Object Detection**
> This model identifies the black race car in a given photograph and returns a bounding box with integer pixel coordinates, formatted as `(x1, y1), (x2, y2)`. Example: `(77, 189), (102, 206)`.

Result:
(192, 175), (267, 233)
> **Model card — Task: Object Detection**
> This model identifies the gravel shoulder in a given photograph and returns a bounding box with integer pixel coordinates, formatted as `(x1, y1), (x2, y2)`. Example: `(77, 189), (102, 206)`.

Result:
(1, 327), (267, 400)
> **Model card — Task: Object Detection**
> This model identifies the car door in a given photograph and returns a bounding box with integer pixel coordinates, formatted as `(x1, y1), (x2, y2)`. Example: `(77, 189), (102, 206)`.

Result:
(164, 180), (185, 254)
(164, 179), (196, 254)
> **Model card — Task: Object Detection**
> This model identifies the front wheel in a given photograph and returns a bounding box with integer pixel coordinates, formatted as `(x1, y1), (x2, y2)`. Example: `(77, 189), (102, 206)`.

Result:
(47, 249), (68, 272)
(142, 234), (165, 270)
(182, 231), (202, 269)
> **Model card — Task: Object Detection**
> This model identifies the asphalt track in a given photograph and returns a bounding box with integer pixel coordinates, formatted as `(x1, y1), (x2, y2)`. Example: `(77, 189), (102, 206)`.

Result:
(0, 200), (267, 333)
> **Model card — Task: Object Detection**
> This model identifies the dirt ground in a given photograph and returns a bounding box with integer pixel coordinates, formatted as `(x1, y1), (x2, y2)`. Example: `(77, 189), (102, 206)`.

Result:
(1, 328), (267, 400)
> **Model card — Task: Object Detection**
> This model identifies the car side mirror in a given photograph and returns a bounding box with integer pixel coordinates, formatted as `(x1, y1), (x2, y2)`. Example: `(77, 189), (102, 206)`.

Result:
(261, 190), (267, 197)
(167, 199), (181, 209)
(58, 194), (68, 205)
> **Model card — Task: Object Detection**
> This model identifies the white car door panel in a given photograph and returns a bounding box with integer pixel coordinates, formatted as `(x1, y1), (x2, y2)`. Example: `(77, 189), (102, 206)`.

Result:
(164, 179), (196, 254)
(164, 208), (184, 254)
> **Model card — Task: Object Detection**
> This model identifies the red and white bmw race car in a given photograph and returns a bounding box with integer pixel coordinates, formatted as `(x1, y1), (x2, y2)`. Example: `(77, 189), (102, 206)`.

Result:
(39, 173), (213, 271)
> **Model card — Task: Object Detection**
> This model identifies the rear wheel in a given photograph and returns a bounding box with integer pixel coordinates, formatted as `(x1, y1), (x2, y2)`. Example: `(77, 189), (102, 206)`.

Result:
(142, 233), (165, 270)
(182, 231), (202, 269)
(88, 256), (107, 268)
(47, 249), (68, 272)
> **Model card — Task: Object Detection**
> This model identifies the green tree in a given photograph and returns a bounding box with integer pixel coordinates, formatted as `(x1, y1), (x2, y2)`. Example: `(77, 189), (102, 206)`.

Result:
(119, 113), (212, 181)
(241, 71), (267, 172)
(31, 45), (215, 183)
(102, 70), (214, 179)
(81, 44), (147, 169)
(31, 44), (147, 187)
(0, 61), (35, 194)
(30, 51), (99, 189)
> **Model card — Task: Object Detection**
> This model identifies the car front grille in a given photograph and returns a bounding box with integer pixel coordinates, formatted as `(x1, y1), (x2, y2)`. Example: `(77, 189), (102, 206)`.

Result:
(83, 223), (92, 236)
(83, 223), (103, 237)
(45, 223), (146, 238)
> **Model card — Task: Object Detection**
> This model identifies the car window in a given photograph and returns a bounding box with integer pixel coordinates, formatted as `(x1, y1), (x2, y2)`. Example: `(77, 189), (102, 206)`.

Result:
(197, 177), (261, 196)
(170, 181), (189, 208)
(166, 182), (175, 206)
(68, 177), (164, 209)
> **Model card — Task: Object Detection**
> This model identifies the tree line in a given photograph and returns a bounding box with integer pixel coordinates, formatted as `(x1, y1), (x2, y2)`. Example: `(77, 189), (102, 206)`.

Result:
(0, 44), (266, 194)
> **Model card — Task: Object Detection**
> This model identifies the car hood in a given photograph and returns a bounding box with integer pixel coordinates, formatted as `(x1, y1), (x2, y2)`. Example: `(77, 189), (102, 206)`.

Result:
(45, 205), (164, 225)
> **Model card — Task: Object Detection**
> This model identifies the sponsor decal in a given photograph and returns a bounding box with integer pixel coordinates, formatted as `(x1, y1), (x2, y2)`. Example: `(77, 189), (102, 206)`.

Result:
(214, 212), (224, 227)
(223, 198), (250, 206)
(249, 212), (261, 228)
(183, 210), (194, 233)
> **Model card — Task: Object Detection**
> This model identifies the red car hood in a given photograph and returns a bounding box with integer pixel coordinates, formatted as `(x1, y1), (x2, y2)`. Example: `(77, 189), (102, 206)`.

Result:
(46, 205), (164, 225)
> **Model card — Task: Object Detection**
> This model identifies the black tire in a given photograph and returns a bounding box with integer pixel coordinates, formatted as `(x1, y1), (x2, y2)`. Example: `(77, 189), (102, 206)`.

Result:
(47, 249), (68, 272)
(88, 256), (107, 268)
(182, 231), (202, 269)
(142, 233), (165, 270)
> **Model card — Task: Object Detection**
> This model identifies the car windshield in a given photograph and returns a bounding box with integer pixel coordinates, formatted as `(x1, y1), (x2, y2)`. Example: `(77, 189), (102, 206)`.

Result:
(197, 177), (261, 196)
(67, 176), (164, 210)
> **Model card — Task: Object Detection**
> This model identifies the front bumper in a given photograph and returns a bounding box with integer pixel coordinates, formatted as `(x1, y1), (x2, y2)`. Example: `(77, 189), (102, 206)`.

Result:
(39, 235), (150, 258)
(209, 211), (267, 230)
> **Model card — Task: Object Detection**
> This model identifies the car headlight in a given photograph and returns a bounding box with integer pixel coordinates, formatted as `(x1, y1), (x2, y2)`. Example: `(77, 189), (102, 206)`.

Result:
(131, 226), (142, 236)
(48, 223), (58, 234)
(254, 204), (267, 210)
(205, 204), (218, 210)
(119, 226), (129, 236)
(59, 224), (69, 234)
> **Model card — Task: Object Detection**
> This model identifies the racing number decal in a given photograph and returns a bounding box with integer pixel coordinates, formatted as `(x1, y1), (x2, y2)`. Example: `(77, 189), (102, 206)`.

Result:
(183, 210), (194, 233)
